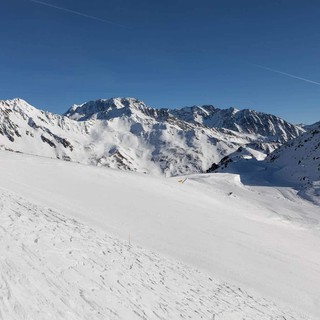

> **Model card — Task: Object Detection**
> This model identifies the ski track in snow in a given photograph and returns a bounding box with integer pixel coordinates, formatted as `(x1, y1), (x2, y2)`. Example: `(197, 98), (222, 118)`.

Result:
(0, 189), (309, 320)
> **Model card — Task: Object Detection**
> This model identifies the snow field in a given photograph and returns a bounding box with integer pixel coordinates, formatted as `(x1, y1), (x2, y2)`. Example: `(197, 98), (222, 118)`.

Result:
(0, 189), (309, 320)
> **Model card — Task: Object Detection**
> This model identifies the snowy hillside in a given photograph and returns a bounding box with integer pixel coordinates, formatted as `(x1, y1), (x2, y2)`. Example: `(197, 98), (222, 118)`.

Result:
(0, 151), (319, 319)
(0, 97), (304, 176)
(266, 124), (320, 203)
(207, 122), (320, 205)
(0, 188), (309, 320)
(267, 124), (320, 183)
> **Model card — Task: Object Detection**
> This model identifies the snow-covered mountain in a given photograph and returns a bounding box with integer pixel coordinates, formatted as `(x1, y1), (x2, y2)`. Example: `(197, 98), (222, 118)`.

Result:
(0, 97), (304, 176)
(207, 121), (320, 204)
(303, 120), (320, 131)
(171, 105), (303, 142)
(266, 123), (320, 203)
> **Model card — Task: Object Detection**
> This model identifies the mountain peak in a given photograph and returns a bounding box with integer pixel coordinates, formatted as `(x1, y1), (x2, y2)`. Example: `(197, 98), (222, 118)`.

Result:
(227, 106), (240, 114)
(1, 98), (29, 106)
(64, 97), (149, 121)
(0, 98), (38, 114)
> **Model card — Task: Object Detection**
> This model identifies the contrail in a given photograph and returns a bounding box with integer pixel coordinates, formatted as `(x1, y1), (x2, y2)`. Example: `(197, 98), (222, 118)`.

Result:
(29, 0), (127, 27)
(253, 64), (320, 86)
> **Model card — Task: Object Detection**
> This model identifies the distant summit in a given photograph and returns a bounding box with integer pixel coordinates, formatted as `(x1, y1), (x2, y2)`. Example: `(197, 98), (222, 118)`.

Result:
(171, 105), (303, 143)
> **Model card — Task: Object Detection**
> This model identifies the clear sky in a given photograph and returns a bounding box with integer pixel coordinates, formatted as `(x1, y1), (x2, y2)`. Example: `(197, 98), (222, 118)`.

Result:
(1, 0), (320, 124)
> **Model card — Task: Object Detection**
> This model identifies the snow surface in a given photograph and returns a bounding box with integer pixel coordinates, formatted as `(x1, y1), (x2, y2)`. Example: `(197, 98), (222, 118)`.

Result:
(0, 189), (308, 320)
(0, 150), (319, 319)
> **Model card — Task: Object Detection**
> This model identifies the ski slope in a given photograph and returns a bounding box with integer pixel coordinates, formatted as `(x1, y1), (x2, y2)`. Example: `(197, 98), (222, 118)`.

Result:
(0, 150), (319, 319)
(0, 189), (307, 320)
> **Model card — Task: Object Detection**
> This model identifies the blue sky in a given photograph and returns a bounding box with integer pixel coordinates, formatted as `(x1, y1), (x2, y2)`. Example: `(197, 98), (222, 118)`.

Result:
(1, 0), (320, 123)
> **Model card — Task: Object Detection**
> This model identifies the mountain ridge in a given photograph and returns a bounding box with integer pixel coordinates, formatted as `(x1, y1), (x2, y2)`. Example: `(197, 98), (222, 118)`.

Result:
(0, 97), (305, 176)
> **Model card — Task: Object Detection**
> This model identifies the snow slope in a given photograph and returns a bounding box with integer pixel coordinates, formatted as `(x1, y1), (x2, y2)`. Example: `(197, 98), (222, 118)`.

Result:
(0, 150), (319, 319)
(210, 123), (320, 204)
(267, 124), (320, 205)
(0, 188), (307, 320)
(267, 124), (320, 185)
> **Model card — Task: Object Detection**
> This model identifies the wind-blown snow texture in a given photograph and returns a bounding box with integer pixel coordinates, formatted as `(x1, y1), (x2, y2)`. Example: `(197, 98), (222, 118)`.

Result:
(0, 98), (304, 176)
(0, 151), (319, 319)
(0, 188), (308, 320)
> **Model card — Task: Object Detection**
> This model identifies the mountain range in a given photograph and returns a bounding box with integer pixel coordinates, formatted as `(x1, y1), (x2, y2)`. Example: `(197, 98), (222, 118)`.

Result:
(0, 97), (306, 177)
